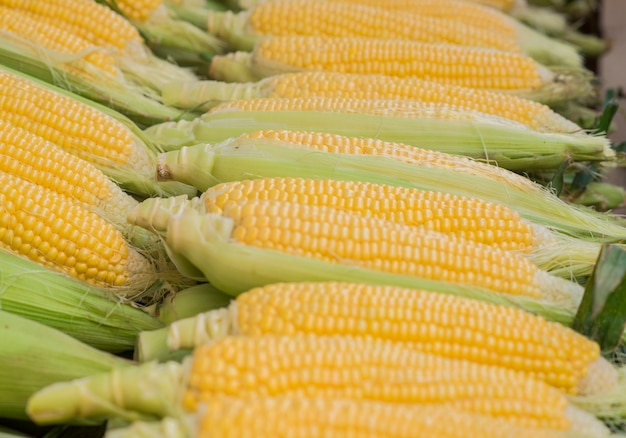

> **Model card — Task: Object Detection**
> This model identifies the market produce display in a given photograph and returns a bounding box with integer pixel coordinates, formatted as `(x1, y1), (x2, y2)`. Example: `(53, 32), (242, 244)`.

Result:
(0, 0), (625, 437)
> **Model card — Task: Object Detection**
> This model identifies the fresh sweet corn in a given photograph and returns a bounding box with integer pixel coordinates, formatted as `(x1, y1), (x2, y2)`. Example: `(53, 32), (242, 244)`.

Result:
(0, 170), (156, 296)
(128, 196), (586, 312)
(207, 36), (594, 105)
(106, 397), (571, 438)
(0, 0), (142, 50)
(0, 5), (119, 75)
(201, 177), (535, 252)
(0, 119), (140, 236)
(162, 72), (582, 134)
(206, 0), (522, 52)
(27, 335), (609, 436)
(205, 0), (581, 67)
(180, 98), (615, 172)
(137, 282), (616, 398)
(0, 66), (195, 197)
(154, 129), (626, 245)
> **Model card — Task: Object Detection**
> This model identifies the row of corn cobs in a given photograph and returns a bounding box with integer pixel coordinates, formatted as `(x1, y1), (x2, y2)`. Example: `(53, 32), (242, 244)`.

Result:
(0, 0), (624, 437)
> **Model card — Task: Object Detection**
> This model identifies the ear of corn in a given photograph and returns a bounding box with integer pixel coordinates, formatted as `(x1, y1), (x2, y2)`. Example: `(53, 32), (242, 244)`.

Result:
(161, 72), (583, 134)
(154, 130), (626, 244)
(145, 99), (614, 173)
(0, 310), (134, 420)
(206, 1), (522, 53)
(0, 247), (163, 352)
(128, 197), (585, 315)
(137, 281), (615, 397)
(0, 170), (159, 297)
(27, 335), (610, 436)
(205, 0), (581, 68)
(0, 65), (196, 198)
(196, 177), (605, 277)
(106, 397), (570, 438)
(207, 36), (594, 105)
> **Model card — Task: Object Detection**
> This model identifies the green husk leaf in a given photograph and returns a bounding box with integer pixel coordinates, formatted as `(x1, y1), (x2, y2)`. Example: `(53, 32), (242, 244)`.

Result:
(145, 108), (615, 172)
(0, 248), (164, 352)
(27, 362), (185, 426)
(572, 244), (626, 354)
(0, 311), (133, 420)
(146, 283), (232, 325)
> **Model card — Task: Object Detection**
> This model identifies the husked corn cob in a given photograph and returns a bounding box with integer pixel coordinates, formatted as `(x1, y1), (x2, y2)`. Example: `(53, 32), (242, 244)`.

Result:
(109, 0), (164, 21)
(0, 119), (140, 236)
(206, 0), (581, 67)
(0, 171), (156, 296)
(0, 67), (194, 197)
(208, 36), (594, 105)
(107, 397), (570, 438)
(206, 0), (522, 52)
(203, 177), (534, 252)
(155, 129), (626, 244)
(139, 282), (617, 398)
(0, 6), (119, 76)
(27, 335), (609, 436)
(0, 0), (142, 50)
(128, 196), (585, 311)
(162, 72), (582, 134)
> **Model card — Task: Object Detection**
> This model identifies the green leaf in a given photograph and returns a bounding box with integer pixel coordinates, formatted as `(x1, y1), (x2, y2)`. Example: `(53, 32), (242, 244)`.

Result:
(572, 244), (626, 353)
(549, 159), (571, 196)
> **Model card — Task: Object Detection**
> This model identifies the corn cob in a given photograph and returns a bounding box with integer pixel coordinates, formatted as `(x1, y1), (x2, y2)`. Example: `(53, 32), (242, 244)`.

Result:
(188, 177), (603, 277)
(0, 119), (140, 236)
(0, 170), (157, 297)
(138, 281), (617, 397)
(162, 72), (582, 134)
(207, 36), (594, 105)
(0, 66), (195, 197)
(148, 97), (614, 172)
(106, 397), (570, 438)
(0, 5), (119, 76)
(27, 335), (609, 436)
(206, 0), (522, 52)
(128, 196), (585, 313)
(154, 130), (626, 244)
(0, 0), (143, 50)
(205, 0), (581, 68)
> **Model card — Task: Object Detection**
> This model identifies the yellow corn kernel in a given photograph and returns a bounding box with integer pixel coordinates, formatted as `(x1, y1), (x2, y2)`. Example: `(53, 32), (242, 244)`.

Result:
(109, 0), (164, 21)
(0, 68), (154, 177)
(0, 6), (118, 75)
(189, 396), (567, 438)
(0, 119), (139, 233)
(227, 282), (609, 395)
(464, 0), (520, 11)
(0, 0), (142, 50)
(214, 198), (543, 298)
(0, 171), (154, 294)
(166, 72), (580, 133)
(203, 177), (535, 252)
(184, 335), (574, 430)
(208, 0), (522, 53)
(211, 36), (547, 90)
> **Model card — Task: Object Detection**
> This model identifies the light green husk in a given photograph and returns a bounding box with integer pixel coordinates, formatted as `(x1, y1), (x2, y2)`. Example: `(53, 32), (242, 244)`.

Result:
(27, 361), (187, 425)
(143, 106), (615, 172)
(154, 135), (626, 243)
(143, 282), (233, 325)
(106, 416), (192, 438)
(0, 311), (134, 420)
(0, 248), (164, 352)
